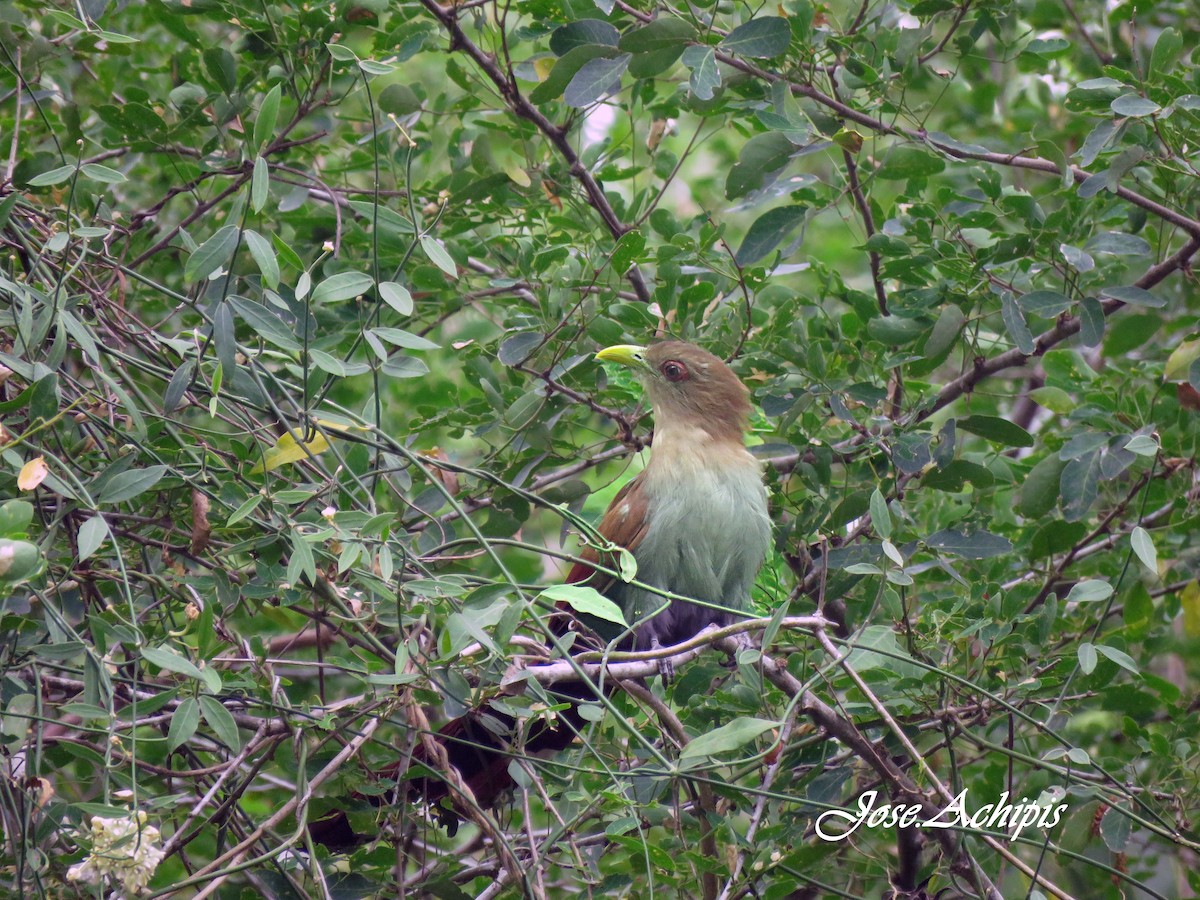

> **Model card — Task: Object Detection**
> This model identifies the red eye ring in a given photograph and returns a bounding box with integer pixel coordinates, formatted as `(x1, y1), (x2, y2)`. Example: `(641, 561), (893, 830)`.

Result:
(660, 360), (689, 382)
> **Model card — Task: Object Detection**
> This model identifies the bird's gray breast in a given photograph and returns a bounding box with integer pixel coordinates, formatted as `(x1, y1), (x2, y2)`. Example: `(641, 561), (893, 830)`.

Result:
(615, 456), (770, 650)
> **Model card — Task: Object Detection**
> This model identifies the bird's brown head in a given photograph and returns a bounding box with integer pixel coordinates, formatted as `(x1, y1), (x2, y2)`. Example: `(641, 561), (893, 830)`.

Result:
(596, 341), (751, 443)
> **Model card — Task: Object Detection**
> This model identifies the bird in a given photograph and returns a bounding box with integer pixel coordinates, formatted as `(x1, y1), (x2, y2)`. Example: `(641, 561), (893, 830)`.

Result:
(311, 340), (771, 842)
(564, 341), (772, 655)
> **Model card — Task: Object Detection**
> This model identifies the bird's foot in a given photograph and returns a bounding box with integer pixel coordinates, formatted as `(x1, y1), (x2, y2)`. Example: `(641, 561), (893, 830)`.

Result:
(651, 637), (675, 683)
(723, 629), (756, 667)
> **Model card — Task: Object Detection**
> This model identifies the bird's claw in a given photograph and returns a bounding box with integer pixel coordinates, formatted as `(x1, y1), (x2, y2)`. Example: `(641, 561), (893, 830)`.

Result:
(723, 629), (756, 667)
(651, 638), (675, 682)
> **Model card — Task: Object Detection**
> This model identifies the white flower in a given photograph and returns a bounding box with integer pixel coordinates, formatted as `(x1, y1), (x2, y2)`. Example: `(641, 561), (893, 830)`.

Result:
(66, 811), (165, 896)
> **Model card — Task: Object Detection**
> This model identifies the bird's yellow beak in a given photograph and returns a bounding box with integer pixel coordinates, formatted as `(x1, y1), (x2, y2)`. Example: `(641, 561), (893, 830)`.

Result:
(596, 344), (649, 370)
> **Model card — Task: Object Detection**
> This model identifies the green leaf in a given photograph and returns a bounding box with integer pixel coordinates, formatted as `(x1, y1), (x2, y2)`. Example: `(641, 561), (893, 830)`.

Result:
(876, 147), (945, 180)
(162, 360), (196, 415)
(1104, 314), (1160, 355)
(921, 305), (965, 360)
(925, 528), (1012, 559)
(184, 224), (239, 283)
(564, 54), (631, 108)
(869, 489), (890, 540)
(98, 466), (167, 505)
(1024, 37), (1070, 56)
(203, 47), (237, 93)
(1076, 120), (1118, 167)
(1067, 579), (1113, 602)
(499, 332), (543, 366)
(864, 314), (939, 359)
(0, 539), (41, 584)
(1060, 433), (1107, 461)
(1078, 641), (1097, 674)
(1001, 293), (1035, 354)
(891, 432), (932, 473)
(251, 156), (269, 213)
(95, 29), (139, 44)
(382, 355), (429, 379)
(199, 694), (240, 751)
(310, 271), (374, 304)
(617, 18), (696, 53)
(1015, 454), (1067, 518)
(538, 584), (626, 626)
(550, 19), (619, 55)
(243, 229), (278, 289)
(379, 281), (414, 316)
(1061, 450), (1102, 521)
(1028, 386), (1074, 414)
(628, 46), (686, 78)
(142, 644), (213, 686)
(288, 531), (316, 585)
(1059, 243), (1093, 272)
(27, 165), (77, 187)
(370, 327), (440, 351)
(1130, 526), (1156, 575)
(420, 235), (458, 277)
(530, 45), (619, 104)
(77, 515), (109, 562)
(1100, 285), (1166, 308)
(0, 499), (34, 536)
(229, 296), (299, 351)
(168, 697), (200, 753)
(59, 310), (99, 363)
(843, 625), (923, 676)
(681, 46), (719, 100)
(1087, 232), (1150, 256)
(1123, 434), (1158, 457)
(272, 234), (304, 271)
(379, 83), (421, 116)
(922, 459), (995, 492)
(1111, 94), (1159, 117)
(957, 415), (1034, 448)
(1019, 290), (1072, 318)
(1096, 644), (1139, 675)
(719, 17), (791, 58)
(735, 205), (806, 265)
(226, 494), (264, 526)
(359, 58), (395, 76)
(80, 163), (126, 184)
(1100, 806), (1131, 852)
(254, 83), (282, 151)
(327, 42), (358, 62)
(610, 229), (645, 274)
(1079, 297), (1105, 347)
(679, 717), (777, 760)
(726, 132), (795, 199)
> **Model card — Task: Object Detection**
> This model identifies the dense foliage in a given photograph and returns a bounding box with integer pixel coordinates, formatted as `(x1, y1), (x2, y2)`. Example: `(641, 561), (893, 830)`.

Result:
(1, 0), (1198, 896)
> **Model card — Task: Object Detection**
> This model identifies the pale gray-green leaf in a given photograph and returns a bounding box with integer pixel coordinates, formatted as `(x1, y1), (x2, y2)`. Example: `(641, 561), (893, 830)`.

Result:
(538, 584), (626, 625)
(680, 716), (777, 760)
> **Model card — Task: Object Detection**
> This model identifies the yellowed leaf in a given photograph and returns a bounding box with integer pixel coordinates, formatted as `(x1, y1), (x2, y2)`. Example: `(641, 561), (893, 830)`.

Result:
(541, 180), (563, 212)
(533, 57), (555, 82)
(504, 162), (531, 188)
(251, 430), (331, 474)
(250, 420), (366, 474)
(18, 457), (48, 491)
(1181, 580), (1200, 638)
(1165, 339), (1200, 382)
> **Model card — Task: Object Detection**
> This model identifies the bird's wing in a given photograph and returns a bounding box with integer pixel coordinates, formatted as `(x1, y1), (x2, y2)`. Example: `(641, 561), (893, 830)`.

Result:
(564, 471), (651, 595)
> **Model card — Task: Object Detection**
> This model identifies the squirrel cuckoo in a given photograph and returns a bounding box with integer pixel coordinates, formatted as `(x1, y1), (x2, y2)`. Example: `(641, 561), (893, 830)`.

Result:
(312, 341), (770, 843)
(569, 341), (771, 650)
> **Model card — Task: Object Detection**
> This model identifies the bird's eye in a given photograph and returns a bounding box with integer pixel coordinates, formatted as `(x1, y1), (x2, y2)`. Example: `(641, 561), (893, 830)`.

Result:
(660, 360), (689, 382)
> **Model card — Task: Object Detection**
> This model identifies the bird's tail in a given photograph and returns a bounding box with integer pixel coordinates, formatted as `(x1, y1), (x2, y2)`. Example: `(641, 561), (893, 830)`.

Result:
(308, 678), (599, 848)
